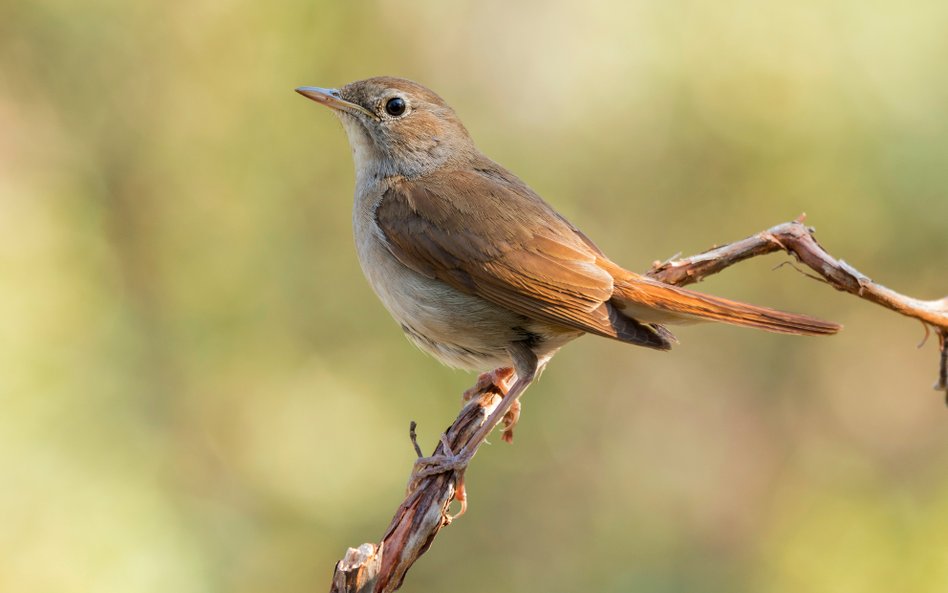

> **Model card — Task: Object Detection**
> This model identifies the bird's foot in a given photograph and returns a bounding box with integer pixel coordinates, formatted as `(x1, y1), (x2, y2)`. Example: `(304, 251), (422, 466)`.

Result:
(463, 367), (521, 443)
(500, 399), (521, 444)
(412, 451), (469, 479)
(409, 435), (472, 519)
(462, 367), (515, 401)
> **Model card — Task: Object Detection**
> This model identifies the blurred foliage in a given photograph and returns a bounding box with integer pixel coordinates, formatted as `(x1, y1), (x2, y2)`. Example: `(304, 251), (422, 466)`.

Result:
(1, 0), (947, 591)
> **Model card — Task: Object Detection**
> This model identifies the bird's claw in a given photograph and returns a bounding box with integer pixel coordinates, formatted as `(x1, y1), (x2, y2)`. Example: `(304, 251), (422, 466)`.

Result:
(463, 367), (522, 442)
(409, 443), (472, 521)
(463, 367), (515, 401)
(500, 399), (521, 443)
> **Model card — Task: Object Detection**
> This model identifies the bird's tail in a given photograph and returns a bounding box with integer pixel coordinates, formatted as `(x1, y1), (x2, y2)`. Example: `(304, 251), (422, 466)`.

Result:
(612, 274), (841, 336)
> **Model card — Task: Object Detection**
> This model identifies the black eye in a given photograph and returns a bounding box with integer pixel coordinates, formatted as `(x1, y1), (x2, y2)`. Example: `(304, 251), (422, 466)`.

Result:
(385, 97), (406, 116)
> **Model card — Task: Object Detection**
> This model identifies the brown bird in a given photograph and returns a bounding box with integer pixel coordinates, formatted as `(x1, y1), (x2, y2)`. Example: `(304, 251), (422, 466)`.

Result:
(296, 77), (839, 467)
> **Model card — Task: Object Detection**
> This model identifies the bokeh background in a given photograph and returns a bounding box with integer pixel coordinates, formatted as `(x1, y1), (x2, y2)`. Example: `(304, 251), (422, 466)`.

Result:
(2, 0), (947, 591)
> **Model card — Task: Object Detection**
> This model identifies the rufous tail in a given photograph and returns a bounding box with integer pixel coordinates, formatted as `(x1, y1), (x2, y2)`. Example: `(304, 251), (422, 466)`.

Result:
(613, 274), (841, 336)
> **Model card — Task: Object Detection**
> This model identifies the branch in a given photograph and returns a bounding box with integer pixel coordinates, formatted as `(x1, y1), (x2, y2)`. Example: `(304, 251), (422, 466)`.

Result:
(646, 218), (947, 391)
(330, 387), (505, 593)
(328, 217), (948, 592)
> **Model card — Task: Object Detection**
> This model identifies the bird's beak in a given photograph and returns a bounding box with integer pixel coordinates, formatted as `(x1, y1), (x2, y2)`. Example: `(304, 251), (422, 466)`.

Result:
(295, 86), (376, 119)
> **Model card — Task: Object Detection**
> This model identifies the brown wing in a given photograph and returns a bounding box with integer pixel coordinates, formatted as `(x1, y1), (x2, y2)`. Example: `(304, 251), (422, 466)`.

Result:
(374, 167), (673, 350)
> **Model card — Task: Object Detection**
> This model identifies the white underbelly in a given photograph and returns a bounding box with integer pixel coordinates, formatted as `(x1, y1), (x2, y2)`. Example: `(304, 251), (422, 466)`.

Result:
(355, 222), (527, 370)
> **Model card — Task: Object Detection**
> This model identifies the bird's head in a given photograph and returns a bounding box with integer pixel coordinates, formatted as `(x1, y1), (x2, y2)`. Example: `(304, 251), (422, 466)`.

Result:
(297, 77), (476, 179)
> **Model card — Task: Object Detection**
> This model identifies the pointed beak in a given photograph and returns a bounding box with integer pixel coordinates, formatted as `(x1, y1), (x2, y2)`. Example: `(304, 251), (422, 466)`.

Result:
(295, 86), (376, 119)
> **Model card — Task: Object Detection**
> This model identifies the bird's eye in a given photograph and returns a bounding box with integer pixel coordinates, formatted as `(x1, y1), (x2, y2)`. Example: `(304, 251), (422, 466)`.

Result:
(385, 97), (406, 117)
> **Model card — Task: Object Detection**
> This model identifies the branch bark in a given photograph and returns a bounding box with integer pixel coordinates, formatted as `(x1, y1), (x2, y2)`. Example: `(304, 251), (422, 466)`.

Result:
(330, 388), (505, 593)
(648, 219), (948, 331)
(328, 217), (948, 593)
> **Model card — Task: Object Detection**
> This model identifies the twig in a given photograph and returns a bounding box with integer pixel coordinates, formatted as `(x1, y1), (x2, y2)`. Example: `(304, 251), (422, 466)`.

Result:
(331, 390), (503, 592)
(328, 218), (947, 592)
(647, 220), (948, 332)
(408, 421), (423, 459)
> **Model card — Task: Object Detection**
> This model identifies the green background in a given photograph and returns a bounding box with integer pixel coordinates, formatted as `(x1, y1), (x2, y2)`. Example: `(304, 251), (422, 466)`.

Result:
(2, 0), (947, 591)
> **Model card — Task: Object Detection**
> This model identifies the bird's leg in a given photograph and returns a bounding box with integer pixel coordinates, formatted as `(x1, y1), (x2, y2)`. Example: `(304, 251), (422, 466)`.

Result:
(434, 346), (537, 470)
(410, 344), (539, 481)
(462, 367), (521, 443)
(462, 367), (515, 401)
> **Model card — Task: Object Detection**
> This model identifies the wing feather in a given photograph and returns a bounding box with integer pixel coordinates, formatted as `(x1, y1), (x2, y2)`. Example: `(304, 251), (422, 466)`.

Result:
(374, 167), (673, 349)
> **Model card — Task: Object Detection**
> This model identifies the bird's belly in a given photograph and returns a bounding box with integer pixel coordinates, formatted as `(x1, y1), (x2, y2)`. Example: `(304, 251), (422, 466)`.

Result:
(363, 248), (524, 369)
(355, 232), (555, 370)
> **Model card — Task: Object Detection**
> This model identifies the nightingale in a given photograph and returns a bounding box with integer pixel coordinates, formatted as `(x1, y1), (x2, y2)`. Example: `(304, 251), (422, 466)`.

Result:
(296, 77), (839, 464)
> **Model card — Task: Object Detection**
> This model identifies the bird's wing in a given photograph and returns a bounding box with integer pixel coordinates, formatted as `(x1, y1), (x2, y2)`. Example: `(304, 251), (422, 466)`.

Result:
(374, 168), (673, 350)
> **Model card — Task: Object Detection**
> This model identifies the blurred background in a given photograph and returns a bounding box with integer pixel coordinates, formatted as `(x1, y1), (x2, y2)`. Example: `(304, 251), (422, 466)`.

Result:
(2, 0), (947, 591)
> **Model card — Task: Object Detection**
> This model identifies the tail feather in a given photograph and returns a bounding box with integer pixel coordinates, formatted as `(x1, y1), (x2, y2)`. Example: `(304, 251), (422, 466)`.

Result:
(613, 276), (841, 336)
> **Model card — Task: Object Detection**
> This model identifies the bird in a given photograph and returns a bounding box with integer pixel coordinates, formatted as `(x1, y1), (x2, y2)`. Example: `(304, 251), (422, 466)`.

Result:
(295, 76), (840, 469)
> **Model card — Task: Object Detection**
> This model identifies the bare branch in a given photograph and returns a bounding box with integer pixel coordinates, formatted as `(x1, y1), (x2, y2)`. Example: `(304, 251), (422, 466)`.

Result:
(328, 218), (947, 592)
(647, 220), (948, 331)
(646, 219), (948, 393)
(330, 389), (504, 593)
